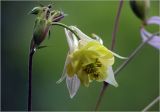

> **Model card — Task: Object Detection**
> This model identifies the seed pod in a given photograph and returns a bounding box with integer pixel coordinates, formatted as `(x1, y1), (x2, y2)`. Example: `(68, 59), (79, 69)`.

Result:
(130, 0), (150, 22)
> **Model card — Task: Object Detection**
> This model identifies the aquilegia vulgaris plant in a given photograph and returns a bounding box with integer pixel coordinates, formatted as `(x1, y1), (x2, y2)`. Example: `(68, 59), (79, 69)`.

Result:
(95, 0), (160, 110)
(130, 0), (160, 50)
(27, 1), (159, 111)
(28, 4), (65, 111)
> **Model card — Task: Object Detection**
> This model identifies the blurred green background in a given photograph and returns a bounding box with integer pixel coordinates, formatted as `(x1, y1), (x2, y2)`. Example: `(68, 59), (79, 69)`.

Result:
(1, 1), (159, 111)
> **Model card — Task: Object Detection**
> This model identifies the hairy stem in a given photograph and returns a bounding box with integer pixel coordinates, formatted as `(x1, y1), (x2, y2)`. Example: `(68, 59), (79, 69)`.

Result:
(142, 96), (160, 112)
(52, 22), (80, 39)
(28, 49), (35, 111)
(111, 0), (124, 51)
(95, 32), (159, 111)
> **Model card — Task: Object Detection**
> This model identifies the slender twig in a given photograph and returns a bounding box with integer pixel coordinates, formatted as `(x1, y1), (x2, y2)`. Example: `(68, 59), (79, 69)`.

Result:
(95, 0), (124, 110)
(114, 40), (149, 76)
(95, 41), (145, 111)
(52, 22), (80, 39)
(115, 32), (159, 76)
(111, 0), (124, 51)
(28, 48), (35, 111)
(142, 96), (160, 112)
(95, 82), (109, 111)
(95, 32), (159, 111)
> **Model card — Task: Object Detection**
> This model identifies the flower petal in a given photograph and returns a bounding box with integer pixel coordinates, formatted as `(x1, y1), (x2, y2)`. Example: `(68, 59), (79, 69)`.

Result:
(77, 69), (90, 87)
(64, 28), (78, 52)
(70, 26), (93, 42)
(64, 28), (74, 51)
(56, 52), (70, 84)
(140, 28), (160, 49)
(104, 66), (118, 87)
(147, 16), (160, 25)
(110, 51), (128, 59)
(91, 33), (103, 45)
(99, 56), (114, 66)
(66, 75), (80, 98)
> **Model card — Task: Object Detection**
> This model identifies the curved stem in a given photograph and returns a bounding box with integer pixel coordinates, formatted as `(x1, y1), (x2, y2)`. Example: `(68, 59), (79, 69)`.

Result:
(111, 0), (124, 51)
(52, 22), (80, 39)
(28, 48), (35, 111)
(95, 1), (124, 110)
(95, 32), (159, 111)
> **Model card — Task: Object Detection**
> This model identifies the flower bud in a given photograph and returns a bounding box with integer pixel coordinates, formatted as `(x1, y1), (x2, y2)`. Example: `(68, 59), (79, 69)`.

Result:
(29, 7), (43, 15)
(29, 4), (64, 50)
(130, 0), (150, 22)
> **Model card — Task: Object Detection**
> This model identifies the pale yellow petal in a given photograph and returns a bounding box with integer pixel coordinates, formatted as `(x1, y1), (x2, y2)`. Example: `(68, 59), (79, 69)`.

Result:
(77, 69), (89, 87)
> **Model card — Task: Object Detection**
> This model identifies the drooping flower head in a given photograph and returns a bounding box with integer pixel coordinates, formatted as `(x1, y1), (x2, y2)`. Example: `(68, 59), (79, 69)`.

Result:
(140, 16), (160, 50)
(129, 0), (160, 50)
(130, 0), (150, 22)
(57, 26), (126, 98)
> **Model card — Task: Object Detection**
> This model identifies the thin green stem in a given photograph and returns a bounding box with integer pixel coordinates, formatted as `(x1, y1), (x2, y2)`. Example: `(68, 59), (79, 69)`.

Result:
(142, 96), (160, 112)
(52, 22), (80, 39)
(95, 32), (159, 111)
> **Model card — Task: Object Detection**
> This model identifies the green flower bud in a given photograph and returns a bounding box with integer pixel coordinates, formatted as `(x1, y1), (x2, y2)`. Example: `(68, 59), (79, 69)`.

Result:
(29, 7), (43, 15)
(33, 19), (50, 45)
(130, 0), (150, 22)
(29, 4), (65, 50)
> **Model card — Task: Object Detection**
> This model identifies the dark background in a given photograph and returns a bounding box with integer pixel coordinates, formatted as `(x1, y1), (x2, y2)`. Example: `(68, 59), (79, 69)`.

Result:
(1, 1), (159, 111)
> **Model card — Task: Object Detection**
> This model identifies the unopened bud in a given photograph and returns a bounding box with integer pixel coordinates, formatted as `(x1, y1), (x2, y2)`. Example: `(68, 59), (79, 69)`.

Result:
(29, 7), (43, 15)
(130, 0), (150, 23)
(29, 4), (65, 50)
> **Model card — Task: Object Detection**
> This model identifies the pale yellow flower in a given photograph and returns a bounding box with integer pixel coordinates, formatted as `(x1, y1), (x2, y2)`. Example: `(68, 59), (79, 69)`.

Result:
(57, 26), (126, 98)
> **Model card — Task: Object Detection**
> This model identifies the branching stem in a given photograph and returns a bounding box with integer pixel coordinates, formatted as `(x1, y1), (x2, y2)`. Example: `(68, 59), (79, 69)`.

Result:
(95, 0), (124, 110)
(95, 32), (159, 111)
